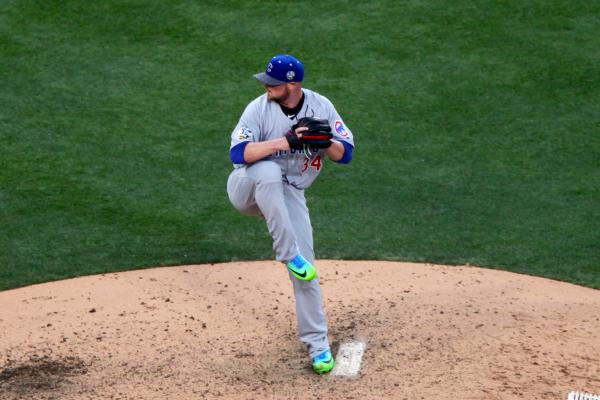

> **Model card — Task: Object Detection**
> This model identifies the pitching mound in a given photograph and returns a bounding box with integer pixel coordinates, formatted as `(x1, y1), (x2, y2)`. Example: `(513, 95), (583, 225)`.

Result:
(1, 261), (599, 399)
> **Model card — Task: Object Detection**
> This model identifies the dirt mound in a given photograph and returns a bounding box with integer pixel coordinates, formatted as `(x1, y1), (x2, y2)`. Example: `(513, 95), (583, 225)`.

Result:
(0, 261), (599, 399)
(1, 351), (87, 398)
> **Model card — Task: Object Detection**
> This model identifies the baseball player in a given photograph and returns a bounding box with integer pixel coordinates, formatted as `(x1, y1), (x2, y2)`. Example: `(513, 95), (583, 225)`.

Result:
(227, 54), (354, 374)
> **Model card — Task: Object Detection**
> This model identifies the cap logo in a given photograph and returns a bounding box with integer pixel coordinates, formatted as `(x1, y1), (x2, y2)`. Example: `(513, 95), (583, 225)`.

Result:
(286, 71), (295, 81)
(267, 62), (273, 73)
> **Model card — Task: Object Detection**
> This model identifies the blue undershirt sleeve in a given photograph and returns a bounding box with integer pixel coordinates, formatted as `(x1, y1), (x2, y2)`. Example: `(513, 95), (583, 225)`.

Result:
(230, 141), (250, 164)
(333, 141), (353, 164)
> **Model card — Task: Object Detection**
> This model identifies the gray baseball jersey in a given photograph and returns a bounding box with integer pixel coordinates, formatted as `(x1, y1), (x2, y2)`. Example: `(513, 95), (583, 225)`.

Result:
(229, 88), (354, 189)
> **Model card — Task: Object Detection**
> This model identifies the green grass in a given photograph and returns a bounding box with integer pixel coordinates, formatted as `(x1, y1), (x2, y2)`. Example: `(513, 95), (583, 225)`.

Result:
(1, 0), (599, 291)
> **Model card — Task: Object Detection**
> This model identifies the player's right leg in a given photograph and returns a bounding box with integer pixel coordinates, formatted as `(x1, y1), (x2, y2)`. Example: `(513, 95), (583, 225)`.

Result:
(227, 166), (262, 217)
(226, 161), (299, 263)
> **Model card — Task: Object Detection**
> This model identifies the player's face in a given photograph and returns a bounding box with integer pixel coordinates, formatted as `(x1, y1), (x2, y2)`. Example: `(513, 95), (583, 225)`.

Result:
(265, 83), (291, 103)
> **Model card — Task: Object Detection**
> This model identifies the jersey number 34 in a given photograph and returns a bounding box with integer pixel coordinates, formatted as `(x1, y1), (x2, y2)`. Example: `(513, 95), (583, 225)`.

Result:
(302, 155), (322, 173)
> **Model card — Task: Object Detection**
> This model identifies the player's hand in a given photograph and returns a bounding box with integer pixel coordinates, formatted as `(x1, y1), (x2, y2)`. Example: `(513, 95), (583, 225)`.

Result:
(285, 117), (333, 156)
(292, 117), (333, 148)
(294, 126), (309, 138)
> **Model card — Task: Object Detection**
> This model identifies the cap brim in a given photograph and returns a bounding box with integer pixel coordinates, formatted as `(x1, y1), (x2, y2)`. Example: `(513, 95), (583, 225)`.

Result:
(253, 72), (286, 86)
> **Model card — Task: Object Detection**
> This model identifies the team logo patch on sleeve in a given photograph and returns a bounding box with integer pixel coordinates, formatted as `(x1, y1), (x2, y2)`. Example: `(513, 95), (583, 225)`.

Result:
(237, 127), (252, 140)
(335, 120), (350, 137)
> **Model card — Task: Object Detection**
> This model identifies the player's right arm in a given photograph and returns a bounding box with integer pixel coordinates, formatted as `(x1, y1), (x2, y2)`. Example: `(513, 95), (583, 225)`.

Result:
(230, 99), (292, 165)
(242, 138), (289, 164)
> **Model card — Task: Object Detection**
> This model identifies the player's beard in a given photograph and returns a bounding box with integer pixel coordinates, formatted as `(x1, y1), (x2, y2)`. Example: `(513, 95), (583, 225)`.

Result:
(267, 86), (291, 104)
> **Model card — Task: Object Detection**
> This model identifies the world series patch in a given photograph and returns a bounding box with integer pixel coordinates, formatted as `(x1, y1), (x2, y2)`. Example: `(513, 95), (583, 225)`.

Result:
(237, 127), (252, 140)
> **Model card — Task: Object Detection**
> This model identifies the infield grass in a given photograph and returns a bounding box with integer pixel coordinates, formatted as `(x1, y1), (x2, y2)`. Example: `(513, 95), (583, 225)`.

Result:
(1, 0), (599, 290)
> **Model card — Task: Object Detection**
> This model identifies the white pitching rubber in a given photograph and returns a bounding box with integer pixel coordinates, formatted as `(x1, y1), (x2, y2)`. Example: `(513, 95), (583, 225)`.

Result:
(331, 341), (366, 377)
(568, 392), (600, 400)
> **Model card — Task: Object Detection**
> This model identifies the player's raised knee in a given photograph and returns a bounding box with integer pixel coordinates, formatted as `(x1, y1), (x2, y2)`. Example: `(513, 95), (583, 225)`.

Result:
(246, 160), (282, 183)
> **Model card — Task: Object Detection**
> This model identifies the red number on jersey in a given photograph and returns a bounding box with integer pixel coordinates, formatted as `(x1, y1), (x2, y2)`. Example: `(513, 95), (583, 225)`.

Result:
(310, 155), (322, 171)
(302, 157), (309, 173)
(301, 155), (323, 173)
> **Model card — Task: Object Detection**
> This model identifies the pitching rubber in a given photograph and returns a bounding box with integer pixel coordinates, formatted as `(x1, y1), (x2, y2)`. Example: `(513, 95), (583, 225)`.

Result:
(568, 392), (600, 400)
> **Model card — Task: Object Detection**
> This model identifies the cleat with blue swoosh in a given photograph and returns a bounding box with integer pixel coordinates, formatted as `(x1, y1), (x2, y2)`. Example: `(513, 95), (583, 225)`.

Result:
(286, 255), (317, 281)
(312, 349), (335, 374)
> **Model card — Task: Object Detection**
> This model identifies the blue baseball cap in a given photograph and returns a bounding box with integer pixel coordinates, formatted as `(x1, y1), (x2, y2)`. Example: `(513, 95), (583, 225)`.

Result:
(254, 54), (304, 86)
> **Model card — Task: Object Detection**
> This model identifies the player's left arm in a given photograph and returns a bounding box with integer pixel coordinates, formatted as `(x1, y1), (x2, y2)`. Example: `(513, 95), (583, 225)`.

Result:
(321, 94), (355, 163)
(326, 114), (354, 164)
(325, 140), (345, 161)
